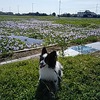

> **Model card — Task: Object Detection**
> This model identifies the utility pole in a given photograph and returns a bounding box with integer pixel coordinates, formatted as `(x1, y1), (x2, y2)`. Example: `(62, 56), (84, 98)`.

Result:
(96, 4), (98, 14)
(2, 8), (3, 12)
(59, 0), (61, 17)
(17, 5), (19, 14)
(32, 3), (33, 13)
(9, 6), (11, 12)
(32, 0), (34, 13)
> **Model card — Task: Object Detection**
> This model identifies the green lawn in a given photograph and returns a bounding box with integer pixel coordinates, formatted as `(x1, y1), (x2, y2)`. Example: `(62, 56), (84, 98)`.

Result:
(0, 52), (100, 100)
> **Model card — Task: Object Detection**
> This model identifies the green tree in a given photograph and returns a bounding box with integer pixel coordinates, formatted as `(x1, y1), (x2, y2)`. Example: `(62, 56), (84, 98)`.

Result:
(52, 12), (56, 16)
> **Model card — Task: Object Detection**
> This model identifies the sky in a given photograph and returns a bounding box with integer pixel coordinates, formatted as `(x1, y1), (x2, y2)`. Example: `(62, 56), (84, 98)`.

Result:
(0, 0), (100, 14)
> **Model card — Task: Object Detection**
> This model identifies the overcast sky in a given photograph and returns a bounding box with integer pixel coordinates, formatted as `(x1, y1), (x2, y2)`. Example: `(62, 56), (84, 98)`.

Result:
(0, 0), (100, 14)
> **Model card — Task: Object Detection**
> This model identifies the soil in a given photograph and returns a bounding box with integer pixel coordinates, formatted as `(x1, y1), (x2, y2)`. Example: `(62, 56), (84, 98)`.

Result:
(0, 45), (61, 62)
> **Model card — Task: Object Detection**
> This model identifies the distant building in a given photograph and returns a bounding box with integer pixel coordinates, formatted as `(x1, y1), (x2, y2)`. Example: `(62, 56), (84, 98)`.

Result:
(77, 10), (97, 17)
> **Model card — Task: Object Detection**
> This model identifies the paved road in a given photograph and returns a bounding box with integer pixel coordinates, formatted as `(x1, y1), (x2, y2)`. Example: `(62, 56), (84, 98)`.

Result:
(0, 53), (40, 65)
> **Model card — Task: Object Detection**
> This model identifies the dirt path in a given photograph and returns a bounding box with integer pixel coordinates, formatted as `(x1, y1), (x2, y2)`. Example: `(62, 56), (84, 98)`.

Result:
(0, 45), (61, 64)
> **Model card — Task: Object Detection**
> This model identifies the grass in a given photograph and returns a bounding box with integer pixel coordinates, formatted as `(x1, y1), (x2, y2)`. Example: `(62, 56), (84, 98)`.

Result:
(0, 59), (39, 99)
(55, 17), (100, 27)
(0, 15), (57, 22)
(58, 54), (100, 100)
(1, 15), (100, 27)
(0, 52), (100, 100)
(70, 36), (100, 45)
(0, 15), (34, 21)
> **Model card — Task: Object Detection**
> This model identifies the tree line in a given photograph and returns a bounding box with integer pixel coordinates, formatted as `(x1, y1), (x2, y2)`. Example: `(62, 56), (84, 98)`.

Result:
(0, 11), (100, 18)
(0, 11), (55, 16)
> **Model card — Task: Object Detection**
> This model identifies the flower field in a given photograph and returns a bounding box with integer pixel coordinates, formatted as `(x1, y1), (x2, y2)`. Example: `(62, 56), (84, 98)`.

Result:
(0, 15), (100, 54)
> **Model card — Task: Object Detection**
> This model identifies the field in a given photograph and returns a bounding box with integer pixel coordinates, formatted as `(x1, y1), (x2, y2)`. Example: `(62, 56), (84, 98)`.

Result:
(0, 52), (100, 100)
(0, 15), (100, 62)
(0, 16), (100, 99)
(0, 15), (100, 53)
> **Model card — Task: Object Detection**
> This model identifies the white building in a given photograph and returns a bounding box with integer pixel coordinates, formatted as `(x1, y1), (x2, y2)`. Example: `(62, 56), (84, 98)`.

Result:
(77, 10), (97, 17)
